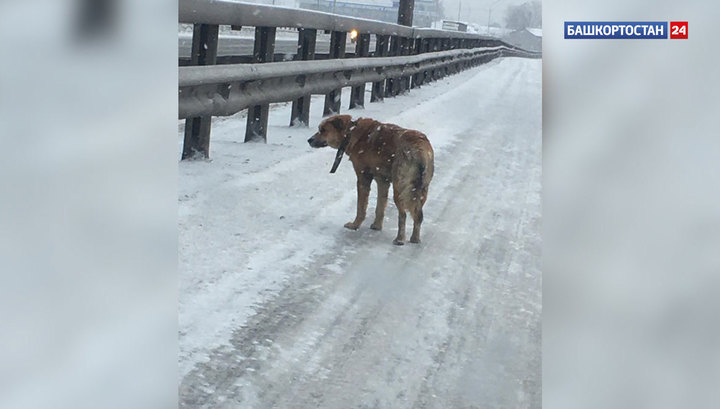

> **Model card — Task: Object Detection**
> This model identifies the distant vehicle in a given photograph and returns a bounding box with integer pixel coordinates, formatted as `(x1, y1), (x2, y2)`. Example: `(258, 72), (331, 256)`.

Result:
(441, 20), (468, 32)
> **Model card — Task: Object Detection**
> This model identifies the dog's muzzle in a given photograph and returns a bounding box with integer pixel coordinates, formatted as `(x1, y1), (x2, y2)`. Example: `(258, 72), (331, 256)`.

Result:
(307, 135), (327, 148)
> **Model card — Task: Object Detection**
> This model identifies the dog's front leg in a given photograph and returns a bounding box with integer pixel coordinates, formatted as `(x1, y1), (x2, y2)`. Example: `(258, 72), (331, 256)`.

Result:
(370, 179), (389, 230)
(345, 174), (372, 230)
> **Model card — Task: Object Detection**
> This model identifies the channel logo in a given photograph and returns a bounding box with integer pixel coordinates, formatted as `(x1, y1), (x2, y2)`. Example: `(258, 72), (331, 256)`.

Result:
(669, 21), (688, 39)
(565, 21), (688, 39)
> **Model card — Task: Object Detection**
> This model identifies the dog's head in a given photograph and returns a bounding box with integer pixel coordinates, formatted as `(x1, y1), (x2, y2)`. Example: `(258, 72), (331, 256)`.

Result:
(307, 115), (353, 149)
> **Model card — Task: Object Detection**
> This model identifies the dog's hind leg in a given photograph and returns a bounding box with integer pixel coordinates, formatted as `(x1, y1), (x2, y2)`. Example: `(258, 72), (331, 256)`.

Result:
(370, 179), (390, 230)
(392, 191), (407, 245)
(345, 174), (372, 230)
(409, 206), (423, 243)
(393, 210), (407, 245)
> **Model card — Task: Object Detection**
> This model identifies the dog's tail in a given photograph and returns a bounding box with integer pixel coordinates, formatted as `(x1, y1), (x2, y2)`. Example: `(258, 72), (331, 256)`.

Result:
(415, 150), (434, 206)
(397, 146), (434, 210)
(414, 158), (434, 194)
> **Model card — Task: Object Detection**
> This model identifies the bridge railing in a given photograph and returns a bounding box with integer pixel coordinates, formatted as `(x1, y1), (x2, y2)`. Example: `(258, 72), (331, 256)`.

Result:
(179, 0), (541, 159)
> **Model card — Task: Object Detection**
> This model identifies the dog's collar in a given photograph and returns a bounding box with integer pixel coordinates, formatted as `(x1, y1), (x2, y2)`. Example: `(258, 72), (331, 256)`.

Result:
(329, 119), (358, 174)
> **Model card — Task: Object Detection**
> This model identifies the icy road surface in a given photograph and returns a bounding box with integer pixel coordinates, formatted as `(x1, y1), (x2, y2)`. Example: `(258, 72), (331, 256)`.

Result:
(179, 57), (541, 408)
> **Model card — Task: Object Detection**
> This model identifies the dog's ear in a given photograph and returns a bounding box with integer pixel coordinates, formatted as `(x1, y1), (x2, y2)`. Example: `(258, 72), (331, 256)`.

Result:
(329, 115), (352, 131)
(329, 117), (345, 131)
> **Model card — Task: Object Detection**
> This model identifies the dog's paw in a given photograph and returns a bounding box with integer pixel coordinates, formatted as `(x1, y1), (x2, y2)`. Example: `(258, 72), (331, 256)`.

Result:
(370, 222), (383, 231)
(393, 238), (405, 246)
(344, 222), (360, 230)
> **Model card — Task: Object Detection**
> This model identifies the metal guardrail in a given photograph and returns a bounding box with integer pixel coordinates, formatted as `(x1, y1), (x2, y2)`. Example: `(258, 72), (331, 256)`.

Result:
(179, 46), (538, 119)
(179, 0), (541, 160)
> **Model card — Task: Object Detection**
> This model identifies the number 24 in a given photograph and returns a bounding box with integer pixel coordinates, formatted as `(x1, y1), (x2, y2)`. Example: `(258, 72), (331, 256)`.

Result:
(671, 25), (687, 35)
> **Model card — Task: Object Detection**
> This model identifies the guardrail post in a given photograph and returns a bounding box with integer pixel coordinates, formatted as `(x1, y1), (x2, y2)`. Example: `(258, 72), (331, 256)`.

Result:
(182, 23), (219, 160)
(424, 38), (437, 83)
(441, 39), (450, 78)
(428, 38), (439, 82)
(411, 37), (423, 89)
(399, 37), (412, 94)
(371, 34), (389, 102)
(422, 37), (432, 85)
(349, 33), (370, 110)
(386, 35), (401, 97)
(245, 26), (276, 142)
(323, 31), (346, 116)
(290, 28), (317, 127)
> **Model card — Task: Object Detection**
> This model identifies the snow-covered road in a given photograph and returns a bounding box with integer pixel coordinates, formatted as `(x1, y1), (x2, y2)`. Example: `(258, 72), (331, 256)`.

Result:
(179, 57), (541, 408)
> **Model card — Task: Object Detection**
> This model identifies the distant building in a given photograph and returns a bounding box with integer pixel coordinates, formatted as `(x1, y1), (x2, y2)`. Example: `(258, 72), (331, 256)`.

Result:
(410, 0), (442, 27)
(441, 20), (468, 32)
(297, 0), (441, 27)
(502, 27), (542, 52)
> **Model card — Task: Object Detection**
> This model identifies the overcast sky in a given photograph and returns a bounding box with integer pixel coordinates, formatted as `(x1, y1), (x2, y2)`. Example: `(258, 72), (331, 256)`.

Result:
(439, 0), (532, 26)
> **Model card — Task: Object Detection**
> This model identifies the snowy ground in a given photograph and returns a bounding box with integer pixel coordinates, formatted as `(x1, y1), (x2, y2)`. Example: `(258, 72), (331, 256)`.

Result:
(179, 57), (541, 408)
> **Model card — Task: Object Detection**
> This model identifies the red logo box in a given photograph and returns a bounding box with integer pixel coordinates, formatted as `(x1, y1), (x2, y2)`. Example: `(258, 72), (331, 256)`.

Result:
(670, 21), (688, 39)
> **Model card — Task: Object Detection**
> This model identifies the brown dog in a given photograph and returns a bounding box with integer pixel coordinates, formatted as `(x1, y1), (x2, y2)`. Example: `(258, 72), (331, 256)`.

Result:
(308, 115), (434, 245)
